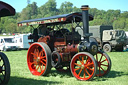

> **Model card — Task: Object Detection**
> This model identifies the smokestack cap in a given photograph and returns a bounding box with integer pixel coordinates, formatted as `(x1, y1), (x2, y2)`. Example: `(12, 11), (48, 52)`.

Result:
(81, 5), (89, 10)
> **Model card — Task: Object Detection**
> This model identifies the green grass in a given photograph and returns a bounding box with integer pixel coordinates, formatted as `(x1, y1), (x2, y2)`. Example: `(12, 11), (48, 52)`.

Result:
(3, 50), (128, 85)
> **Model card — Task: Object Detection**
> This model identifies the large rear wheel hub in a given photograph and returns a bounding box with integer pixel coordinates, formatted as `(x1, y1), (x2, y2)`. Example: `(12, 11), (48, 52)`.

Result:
(81, 64), (85, 69)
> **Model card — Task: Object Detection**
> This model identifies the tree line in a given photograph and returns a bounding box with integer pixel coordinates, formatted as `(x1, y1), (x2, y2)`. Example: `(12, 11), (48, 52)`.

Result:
(0, 0), (128, 34)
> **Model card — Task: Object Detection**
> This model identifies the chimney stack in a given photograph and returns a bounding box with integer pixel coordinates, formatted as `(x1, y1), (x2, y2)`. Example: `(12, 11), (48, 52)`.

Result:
(81, 5), (90, 42)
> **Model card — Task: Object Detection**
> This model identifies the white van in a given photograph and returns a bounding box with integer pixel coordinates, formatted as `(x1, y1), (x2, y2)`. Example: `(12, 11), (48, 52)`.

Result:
(0, 36), (18, 51)
(124, 32), (128, 51)
(13, 34), (33, 49)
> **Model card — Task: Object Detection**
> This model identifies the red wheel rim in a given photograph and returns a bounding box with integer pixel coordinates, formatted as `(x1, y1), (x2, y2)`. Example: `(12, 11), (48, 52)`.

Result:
(71, 54), (95, 80)
(27, 43), (47, 76)
(94, 52), (109, 76)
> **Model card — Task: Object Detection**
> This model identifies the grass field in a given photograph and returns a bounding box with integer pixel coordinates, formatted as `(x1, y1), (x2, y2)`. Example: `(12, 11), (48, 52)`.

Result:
(3, 50), (128, 85)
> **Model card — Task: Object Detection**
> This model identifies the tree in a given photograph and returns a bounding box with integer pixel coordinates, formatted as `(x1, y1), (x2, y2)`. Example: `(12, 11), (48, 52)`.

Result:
(59, 1), (73, 14)
(0, 1), (128, 34)
(39, 0), (58, 17)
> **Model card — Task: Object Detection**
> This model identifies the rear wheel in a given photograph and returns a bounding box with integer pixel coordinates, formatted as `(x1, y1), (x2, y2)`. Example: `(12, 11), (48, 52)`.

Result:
(103, 44), (111, 52)
(94, 51), (111, 77)
(0, 52), (10, 85)
(27, 42), (51, 76)
(70, 52), (97, 81)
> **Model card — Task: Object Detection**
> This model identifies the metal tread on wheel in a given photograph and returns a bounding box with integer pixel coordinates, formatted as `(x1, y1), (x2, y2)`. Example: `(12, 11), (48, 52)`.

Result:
(0, 52), (10, 85)
(94, 51), (111, 77)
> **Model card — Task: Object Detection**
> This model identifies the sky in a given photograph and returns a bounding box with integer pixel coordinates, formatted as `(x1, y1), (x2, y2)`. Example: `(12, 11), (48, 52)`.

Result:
(0, 0), (128, 12)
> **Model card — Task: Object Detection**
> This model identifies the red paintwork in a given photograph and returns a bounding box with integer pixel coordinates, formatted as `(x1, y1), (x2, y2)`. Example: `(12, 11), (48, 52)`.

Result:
(38, 36), (51, 44)
(18, 17), (67, 27)
(27, 43), (47, 76)
(37, 35), (78, 62)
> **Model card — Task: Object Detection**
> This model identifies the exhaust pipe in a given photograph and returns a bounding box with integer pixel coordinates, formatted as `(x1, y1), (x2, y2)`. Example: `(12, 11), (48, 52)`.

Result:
(81, 5), (90, 42)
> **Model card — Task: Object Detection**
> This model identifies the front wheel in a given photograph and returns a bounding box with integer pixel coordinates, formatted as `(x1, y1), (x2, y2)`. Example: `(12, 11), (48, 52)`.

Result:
(70, 52), (97, 81)
(0, 52), (10, 85)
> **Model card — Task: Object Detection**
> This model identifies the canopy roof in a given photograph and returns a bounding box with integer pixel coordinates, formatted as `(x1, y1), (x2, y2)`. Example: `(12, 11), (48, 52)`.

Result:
(18, 12), (93, 27)
(0, 1), (15, 17)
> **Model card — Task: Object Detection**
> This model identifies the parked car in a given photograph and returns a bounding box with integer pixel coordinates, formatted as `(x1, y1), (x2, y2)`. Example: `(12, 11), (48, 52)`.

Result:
(0, 36), (18, 51)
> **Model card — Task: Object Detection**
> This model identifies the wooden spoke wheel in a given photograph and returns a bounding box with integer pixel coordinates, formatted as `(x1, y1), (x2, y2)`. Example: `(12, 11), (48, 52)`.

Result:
(70, 52), (97, 81)
(94, 51), (111, 77)
(0, 52), (10, 85)
(27, 42), (51, 76)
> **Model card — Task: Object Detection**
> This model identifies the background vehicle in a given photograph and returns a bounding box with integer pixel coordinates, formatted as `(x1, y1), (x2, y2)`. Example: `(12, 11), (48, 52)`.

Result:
(0, 1), (15, 84)
(18, 5), (111, 81)
(124, 32), (128, 51)
(14, 34), (33, 49)
(0, 36), (18, 51)
(76, 25), (127, 52)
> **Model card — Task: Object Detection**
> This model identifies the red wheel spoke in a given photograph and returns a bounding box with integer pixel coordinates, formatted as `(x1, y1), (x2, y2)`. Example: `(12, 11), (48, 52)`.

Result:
(74, 67), (80, 71)
(30, 61), (37, 66)
(82, 56), (84, 64)
(85, 69), (90, 76)
(41, 64), (45, 71)
(99, 67), (101, 75)
(40, 61), (46, 66)
(83, 70), (86, 78)
(42, 59), (46, 62)
(39, 50), (43, 57)
(100, 64), (108, 67)
(85, 58), (90, 65)
(36, 48), (39, 53)
(100, 59), (107, 63)
(99, 54), (103, 62)
(86, 67), (94, 71)
(36, 65), (40, 71)
(34, 61), (38, 66)
(35, 48), (39, 57)
(100, 66), (106, 72)
(40, 56), (46, 60)
(78, 58), (83, 64)
(38, 65), (42, 71)
(78, 69), (82, 76)
(31, 52), (36, 56)
(31, 52), (37, 59)
(86, 62), (93, 67)
(74, 63), (81, 67)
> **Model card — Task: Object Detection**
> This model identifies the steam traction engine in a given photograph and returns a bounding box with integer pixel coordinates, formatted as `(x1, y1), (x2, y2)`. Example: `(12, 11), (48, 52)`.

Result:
(18, 5), (111, 80)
